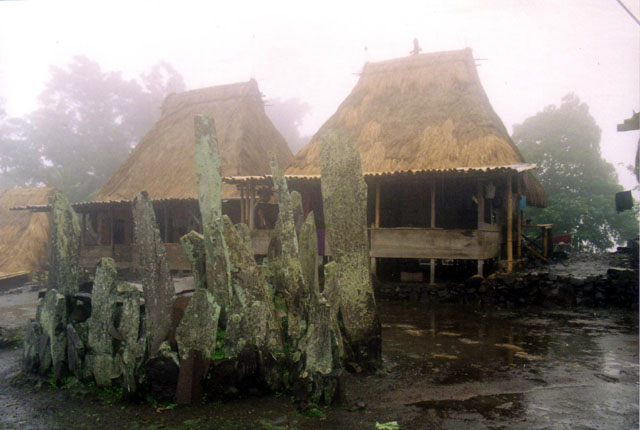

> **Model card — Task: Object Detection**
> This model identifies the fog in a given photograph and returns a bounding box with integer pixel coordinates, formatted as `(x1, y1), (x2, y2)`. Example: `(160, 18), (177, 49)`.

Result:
(0, 0), (638, 189)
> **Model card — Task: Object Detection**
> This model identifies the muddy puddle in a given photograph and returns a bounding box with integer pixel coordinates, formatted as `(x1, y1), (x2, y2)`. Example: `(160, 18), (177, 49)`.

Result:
(1, 300), (637, 429)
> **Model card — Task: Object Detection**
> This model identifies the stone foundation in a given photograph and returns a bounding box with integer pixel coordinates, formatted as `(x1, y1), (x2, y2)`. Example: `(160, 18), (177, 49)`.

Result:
(374, 268), (639, 309)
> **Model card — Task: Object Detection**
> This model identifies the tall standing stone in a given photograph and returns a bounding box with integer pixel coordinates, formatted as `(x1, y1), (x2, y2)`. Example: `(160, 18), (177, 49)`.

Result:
(194, 115), (232, 312)
(87, 258), (120, 386)
(270, 154), (308, 342)
(48, 192), (80, 295)
(132, 192), (175, 356)
(320, 131), (381, 369)
(299, 212), (319, 296)
(175, 289), (220, 404)
(38, 289), (67, 379)
(179, 231), (207, 290)
(116, 284), (146, 398)
(221, 216), (285, 389)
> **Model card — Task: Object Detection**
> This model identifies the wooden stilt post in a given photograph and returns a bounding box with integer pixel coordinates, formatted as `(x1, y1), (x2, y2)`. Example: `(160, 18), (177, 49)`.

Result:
(517, 176), (522, 259)
(477, 180), (485, 276)
(430, 181), (436, 285)
(249, 184), (255, 230)
(373, 183), (381, 278)
(163, 206), (170, 243)
(507, 174), (513, 273)
(240, 186), (245, 224)
(375, 183), (381, 229)
(110, 208), (115, 257)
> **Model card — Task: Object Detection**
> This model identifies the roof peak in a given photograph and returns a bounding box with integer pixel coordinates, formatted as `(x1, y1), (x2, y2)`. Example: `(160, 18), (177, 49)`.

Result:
(362, 47), (474, 75)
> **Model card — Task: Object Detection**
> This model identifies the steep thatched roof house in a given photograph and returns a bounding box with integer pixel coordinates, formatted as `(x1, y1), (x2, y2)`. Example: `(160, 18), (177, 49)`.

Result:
(0, 187), (55, 286)
(231, 48), (546, 281)
(76, 80), (293, 271)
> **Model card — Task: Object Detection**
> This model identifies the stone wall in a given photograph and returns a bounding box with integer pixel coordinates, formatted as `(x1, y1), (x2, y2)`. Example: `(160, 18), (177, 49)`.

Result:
(374, 268), (639, 309)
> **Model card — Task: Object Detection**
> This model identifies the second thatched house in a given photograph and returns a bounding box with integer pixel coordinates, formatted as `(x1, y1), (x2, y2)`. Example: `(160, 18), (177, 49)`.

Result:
(74, 79), (293, 271)
(0, 187), (55, 287)
(229, 48), (546, 282)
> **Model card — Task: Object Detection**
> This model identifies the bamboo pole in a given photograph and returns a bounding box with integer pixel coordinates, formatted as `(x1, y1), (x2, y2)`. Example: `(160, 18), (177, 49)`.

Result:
(507, 174), (513, 273)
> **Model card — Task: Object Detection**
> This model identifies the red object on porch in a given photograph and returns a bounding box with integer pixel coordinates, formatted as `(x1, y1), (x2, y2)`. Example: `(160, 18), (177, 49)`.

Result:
(552, 234), (572, 245)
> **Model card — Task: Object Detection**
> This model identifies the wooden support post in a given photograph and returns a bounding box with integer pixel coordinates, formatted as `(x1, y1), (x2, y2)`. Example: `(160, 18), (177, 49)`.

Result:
(81, 212), (86, 248)
(249, 184), (255, 230)
(110, 209), (115, 257)
(375, 183), (381, 229)
(430, 181), (436, 285)
(477, 259), (484, 277)
(240, 186), (245, 224)
(163, 206), (170, 243)
(507, 174), (513, 273)
(477, 180), (484, 229)
(517, 176), (522, 259)
(543, 228), (549, 258)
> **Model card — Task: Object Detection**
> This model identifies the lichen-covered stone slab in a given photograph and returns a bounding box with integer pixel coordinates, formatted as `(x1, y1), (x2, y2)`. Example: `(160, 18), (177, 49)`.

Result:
(270, 154), (307, 341)
(222, 216), (284, 390)
(299, 212), (319, 296)
(116, 283), (145, 398)
(22, 320), (42, 373)
(194, 115), (232, 312)
(132, 191), (175, 356)
(38, 289), (67, 379)
(320, 131), (381, 369)
(296, 297), (344, 405)
(48, 192), (80, 294)
(180, 231), (206, 290)
(235, 222), (252, 253)
(175, 289), (221, 361)
(87, 258), (119, 386)
(291, 190), (304, 236)
(66, 323), (85, 379)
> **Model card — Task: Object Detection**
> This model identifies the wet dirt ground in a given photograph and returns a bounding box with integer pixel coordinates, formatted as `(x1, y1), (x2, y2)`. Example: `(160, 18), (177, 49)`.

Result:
(1, 299), (637, 430)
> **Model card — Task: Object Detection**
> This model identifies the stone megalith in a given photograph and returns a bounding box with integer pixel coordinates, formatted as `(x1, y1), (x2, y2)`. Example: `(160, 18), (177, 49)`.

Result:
(299, 212), (319, 296)
(194, 115), (232, 312)
(48, 192), (80, 295)
(175, 289), (220, 404)
(132, 191), (175, 356)
(179, 231), (206, 290)
(222, 216), (284, 390)
(319, 131), (381, 369)
(116, 284), (146, 399)
(269, 154), (308, 342)
(38, 289), (67, 379)
(87, 258), (120, 386)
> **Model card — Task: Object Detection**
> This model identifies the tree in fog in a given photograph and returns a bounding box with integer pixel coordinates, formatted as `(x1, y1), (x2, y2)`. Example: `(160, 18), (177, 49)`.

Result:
(265, 97), (312, 154)
(513, 93), (638, 252)
(0, 57), (185, 201)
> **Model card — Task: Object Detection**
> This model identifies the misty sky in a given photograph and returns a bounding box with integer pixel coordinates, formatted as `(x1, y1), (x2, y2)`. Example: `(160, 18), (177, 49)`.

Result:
(1, 0), (638, 189)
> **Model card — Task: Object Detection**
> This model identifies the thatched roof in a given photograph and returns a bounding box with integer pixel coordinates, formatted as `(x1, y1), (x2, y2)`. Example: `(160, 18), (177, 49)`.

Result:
(0, 187), (55, 279)
(286, 48), (546, 206)
(96, 79), (293, 201)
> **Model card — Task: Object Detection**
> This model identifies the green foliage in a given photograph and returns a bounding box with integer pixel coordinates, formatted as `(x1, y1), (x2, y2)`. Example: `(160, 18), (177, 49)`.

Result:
(210, 330), (228, 360)
(301, 407), (326, 418)
(513, 94), (639, 252)
(0, 57), (185, 201)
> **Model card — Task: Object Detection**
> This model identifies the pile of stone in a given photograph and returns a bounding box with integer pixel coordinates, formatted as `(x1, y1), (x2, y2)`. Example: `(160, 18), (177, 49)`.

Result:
(22, 119), (381, 409)
(374, 268), (639, 309)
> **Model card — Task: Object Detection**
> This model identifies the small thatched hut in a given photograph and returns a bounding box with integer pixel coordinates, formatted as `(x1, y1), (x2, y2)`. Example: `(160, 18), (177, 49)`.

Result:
(229, 48), (546, 281)
(0, 187), (55, 286)
(76, 79), (292, 271)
